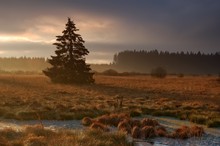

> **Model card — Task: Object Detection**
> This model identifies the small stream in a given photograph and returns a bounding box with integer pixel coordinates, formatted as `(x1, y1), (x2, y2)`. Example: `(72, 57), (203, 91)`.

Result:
(0, 119), (83, 130)
(0, 116), (219, 146)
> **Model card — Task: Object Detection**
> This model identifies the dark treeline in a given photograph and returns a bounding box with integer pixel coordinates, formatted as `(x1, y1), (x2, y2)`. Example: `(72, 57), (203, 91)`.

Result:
(113, 50), (220, 74)
(0, 57), (49, 72)
(0, 50), (219, 74)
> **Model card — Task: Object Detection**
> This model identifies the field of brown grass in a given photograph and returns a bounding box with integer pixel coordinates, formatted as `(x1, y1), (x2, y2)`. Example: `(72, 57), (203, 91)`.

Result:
(0, 74), (219, 126)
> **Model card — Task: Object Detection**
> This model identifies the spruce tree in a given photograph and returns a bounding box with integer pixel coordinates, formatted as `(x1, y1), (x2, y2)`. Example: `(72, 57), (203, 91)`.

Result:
(43, 18), (94, 84)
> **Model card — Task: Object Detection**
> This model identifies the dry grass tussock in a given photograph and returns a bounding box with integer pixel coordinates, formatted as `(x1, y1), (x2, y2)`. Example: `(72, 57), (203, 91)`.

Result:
(83, 114), (205, 140)
(0, 74), (219, 126)
(0, 124), (129, 146)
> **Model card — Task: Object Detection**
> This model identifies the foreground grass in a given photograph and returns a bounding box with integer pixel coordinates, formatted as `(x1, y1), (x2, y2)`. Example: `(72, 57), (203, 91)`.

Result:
(0, 125), (129, 146)
(0, 74), (219, 127)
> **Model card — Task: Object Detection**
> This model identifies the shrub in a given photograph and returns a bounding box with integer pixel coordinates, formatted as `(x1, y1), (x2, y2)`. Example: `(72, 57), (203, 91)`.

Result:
(217, 73), (220, 82)
(102, 69), (119, 76)
(177, 73), (184, 78)
(151, 67), (167, 78)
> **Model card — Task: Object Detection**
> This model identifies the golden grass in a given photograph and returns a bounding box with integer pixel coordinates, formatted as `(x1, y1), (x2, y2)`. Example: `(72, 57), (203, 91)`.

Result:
(0, 74), (219, 126)
(0, 125), (129, 146)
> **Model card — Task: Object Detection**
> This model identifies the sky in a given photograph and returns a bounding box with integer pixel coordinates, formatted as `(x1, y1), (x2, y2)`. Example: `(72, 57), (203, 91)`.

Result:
(0, 0), (220, 63)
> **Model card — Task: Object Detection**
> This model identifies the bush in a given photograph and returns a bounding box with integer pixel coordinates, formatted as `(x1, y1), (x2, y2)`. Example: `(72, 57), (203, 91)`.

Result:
(177, 73), (184, 78)
(217, 73), (220, 82)
(102, 69), (119, 76)
(151, 67), (167, 78)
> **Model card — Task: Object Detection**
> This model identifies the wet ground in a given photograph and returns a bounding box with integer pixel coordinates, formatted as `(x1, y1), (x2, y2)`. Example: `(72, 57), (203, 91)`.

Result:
(134, 116), (220, 146)
(0, 116), (219, 146)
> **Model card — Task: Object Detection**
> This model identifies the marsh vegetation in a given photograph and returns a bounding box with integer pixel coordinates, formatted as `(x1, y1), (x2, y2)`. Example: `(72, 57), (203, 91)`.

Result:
(0, 74), (219, 126)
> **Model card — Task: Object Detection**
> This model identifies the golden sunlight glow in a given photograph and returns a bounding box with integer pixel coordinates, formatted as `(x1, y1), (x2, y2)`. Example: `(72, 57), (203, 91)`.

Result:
(0, 36), (31, 42)
(0, 35), (54, 44)
(0, 51), (6, 55)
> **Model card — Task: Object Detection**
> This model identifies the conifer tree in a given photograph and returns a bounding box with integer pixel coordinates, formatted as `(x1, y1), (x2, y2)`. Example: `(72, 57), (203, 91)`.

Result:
(43, 18), (94, 84)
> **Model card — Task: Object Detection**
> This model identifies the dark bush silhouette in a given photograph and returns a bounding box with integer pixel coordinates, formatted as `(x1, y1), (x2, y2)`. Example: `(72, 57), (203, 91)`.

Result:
(151, 67), (167, 78)
(217, 73), (220, 83)
(177, 73), (184, 78)
(43, 18), (94, 84)
(102, 69), (119, 76)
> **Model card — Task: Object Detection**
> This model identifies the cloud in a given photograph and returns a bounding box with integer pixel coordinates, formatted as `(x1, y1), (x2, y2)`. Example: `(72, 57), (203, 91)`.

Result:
(0, 0), (220, 63)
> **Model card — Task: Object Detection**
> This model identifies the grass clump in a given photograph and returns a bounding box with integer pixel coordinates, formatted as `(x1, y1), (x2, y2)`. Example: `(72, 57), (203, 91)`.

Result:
(170, 125), (204, 139)
(0, 125), (130, 146)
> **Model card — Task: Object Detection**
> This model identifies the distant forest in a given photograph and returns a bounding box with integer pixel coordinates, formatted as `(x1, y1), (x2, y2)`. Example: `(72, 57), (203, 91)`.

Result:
(112, 50), (220, 74)
(0, 50), (220, 74)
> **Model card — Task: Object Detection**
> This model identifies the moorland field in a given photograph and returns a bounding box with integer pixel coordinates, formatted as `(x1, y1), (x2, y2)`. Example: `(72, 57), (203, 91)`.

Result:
(0, 74), (220, 145)
(0, 74), (219, 127)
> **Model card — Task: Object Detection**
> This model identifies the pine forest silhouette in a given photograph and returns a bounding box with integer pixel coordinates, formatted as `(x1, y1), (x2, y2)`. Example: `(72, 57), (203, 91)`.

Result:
(113, 50), (220, 74)
(0, 50), (219, 75)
